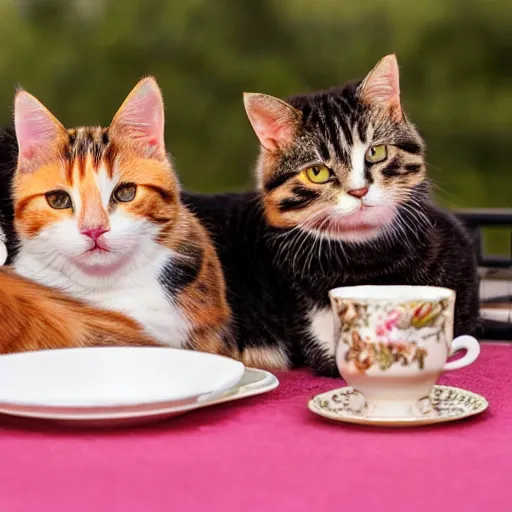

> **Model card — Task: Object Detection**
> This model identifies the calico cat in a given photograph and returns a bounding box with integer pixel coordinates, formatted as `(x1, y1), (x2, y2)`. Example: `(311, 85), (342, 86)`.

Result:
(0, 78), (233, 356)
(183, 54), (480, 375)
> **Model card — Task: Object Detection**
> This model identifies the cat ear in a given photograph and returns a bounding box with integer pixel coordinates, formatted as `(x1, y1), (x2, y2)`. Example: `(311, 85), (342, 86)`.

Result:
(243, 93), (302, 152)
(358, 54), (402, 122)
(109, 77), (165, 158)
(14, 90), (67, 173)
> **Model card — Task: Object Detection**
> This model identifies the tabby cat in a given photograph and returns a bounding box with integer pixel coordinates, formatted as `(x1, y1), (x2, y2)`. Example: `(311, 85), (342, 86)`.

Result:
(0, 78), (233, 356)
(183, 54), (480, 375)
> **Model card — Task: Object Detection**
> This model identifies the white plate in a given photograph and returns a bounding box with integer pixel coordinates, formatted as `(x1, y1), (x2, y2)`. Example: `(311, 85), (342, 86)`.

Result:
(0, 347), (245, 411)
(0, 367), (278, 427)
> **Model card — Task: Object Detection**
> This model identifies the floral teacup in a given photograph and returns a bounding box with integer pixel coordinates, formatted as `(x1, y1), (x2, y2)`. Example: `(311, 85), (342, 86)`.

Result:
(329, 285), (480, 417)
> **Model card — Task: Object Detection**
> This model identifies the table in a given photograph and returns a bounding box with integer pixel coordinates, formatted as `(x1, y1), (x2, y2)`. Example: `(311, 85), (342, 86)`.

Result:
(1, 343), (511, 512)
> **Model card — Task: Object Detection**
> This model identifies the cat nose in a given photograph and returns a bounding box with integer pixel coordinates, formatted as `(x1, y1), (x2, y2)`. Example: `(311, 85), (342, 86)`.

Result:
(347, 187), (369, 199)
(81, 226), (110, 242)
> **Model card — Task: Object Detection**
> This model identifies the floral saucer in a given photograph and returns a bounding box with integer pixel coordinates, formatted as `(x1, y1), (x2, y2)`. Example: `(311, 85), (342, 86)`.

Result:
(308, 385), (488, 427)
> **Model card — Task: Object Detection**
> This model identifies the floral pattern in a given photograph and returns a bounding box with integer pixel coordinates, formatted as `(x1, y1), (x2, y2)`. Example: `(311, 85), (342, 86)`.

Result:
(345, 331), (428, 372)
(336, 298), (451, 374)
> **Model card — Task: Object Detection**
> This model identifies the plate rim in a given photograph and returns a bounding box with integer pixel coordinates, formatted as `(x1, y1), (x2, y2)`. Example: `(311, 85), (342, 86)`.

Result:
(308, 384), (489, 427)
(0, 367), (279, 422)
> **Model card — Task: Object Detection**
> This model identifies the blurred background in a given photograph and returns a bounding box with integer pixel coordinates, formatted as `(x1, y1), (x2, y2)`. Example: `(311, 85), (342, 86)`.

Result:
(0, 0), (510, 253)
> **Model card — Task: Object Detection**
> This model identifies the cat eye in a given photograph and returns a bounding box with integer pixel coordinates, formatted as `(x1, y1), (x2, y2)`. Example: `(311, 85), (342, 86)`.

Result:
(112, 183), (137, 202)
(304, 165), (331, 184)
(45, 191), (72, 210)
(365, 145), (388, 164)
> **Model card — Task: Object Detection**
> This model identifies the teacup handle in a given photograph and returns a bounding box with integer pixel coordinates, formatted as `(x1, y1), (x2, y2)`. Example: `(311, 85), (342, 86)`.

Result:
(443, 335), (480, 371)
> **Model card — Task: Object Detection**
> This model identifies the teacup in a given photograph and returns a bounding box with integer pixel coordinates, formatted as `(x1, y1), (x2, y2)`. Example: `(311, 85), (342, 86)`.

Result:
(329, 285), (480, 417)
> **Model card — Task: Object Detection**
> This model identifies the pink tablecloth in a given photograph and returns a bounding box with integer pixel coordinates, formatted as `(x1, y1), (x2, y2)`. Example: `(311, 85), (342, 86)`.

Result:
(1, 343), (511, 512)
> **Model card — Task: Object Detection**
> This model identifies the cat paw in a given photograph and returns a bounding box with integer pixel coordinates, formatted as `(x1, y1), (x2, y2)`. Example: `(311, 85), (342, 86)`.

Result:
(311, 359), (341, 378)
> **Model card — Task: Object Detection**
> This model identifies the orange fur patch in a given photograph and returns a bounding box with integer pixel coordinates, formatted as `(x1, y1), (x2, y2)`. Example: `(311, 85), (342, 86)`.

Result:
(13, 127), (182, 239)
(0, 269), (160, 353)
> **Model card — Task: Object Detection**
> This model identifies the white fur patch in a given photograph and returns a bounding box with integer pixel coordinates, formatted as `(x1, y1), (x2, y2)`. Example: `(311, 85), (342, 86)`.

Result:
(349, 137), (368, 191)
(0, 225), (7, 266)
(336, 192), (361, 214)
(308, 307), (336, 358)
(14, 210), (191, 347)
(95, 164), (117, 207)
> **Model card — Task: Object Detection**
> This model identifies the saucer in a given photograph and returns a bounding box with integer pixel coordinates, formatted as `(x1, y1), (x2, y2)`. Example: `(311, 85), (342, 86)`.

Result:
(0, 367), (278, 427)
(308, 385), (488, 427)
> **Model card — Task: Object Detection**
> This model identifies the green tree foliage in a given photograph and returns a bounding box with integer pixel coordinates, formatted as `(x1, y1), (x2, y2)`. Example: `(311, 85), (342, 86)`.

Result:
(0, 0), (510, 249)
